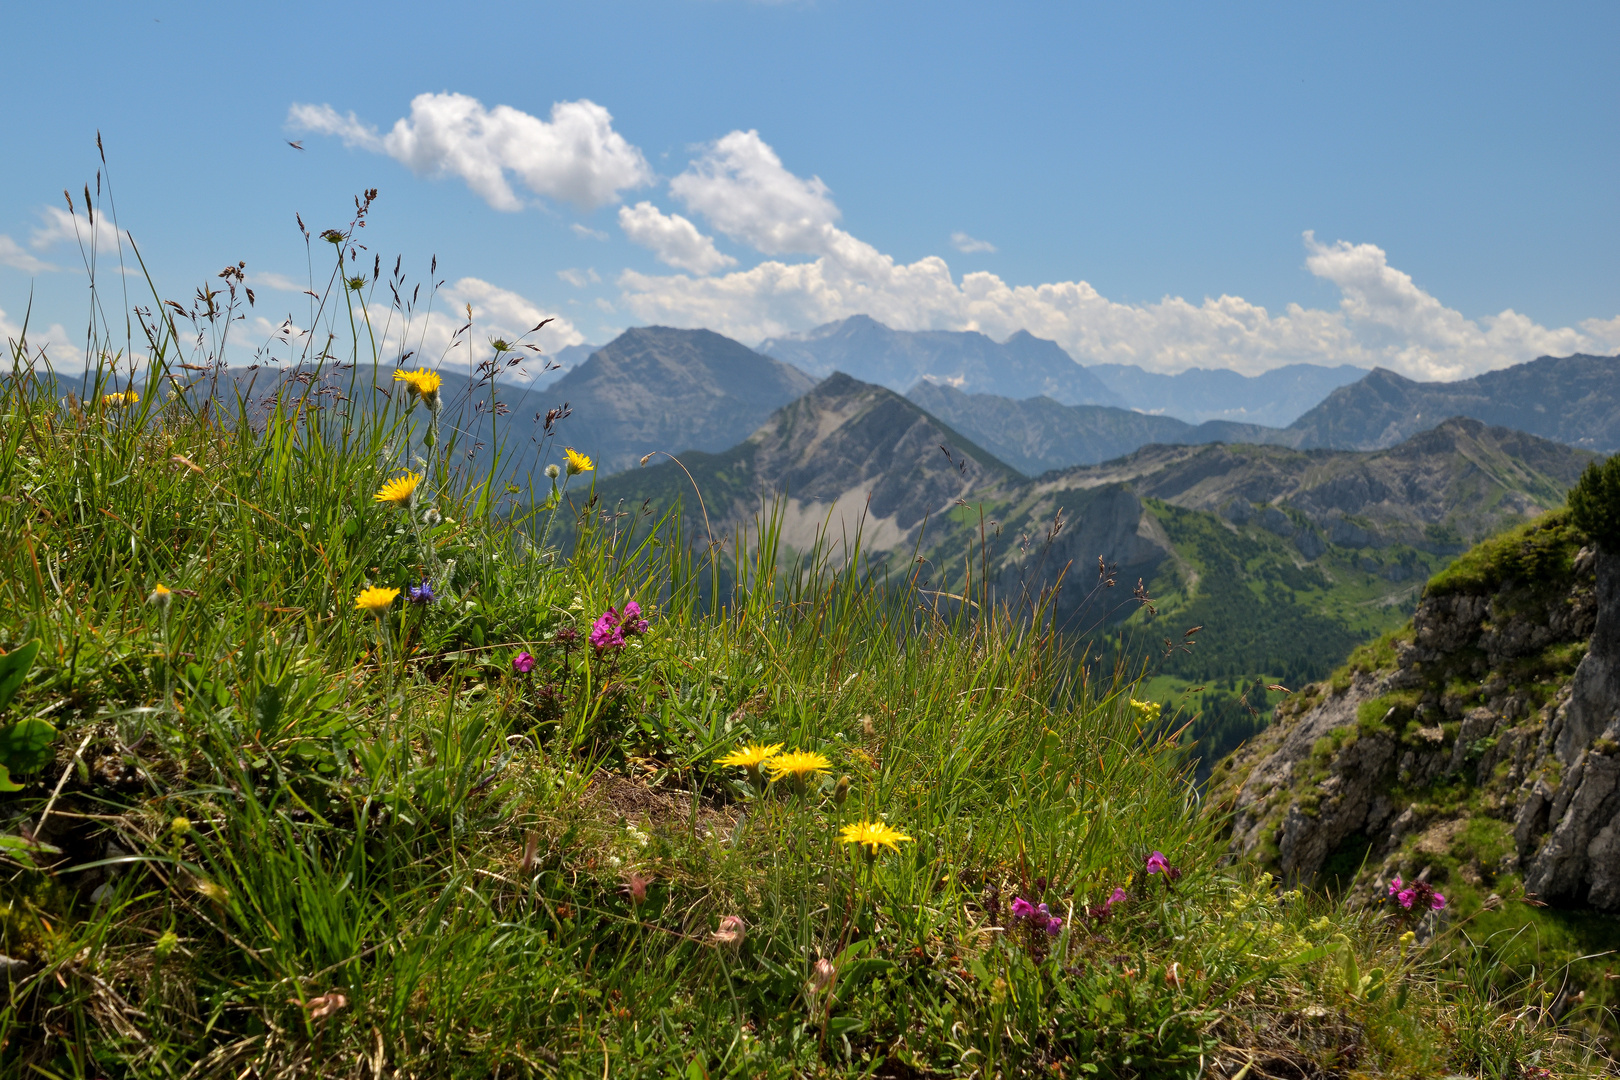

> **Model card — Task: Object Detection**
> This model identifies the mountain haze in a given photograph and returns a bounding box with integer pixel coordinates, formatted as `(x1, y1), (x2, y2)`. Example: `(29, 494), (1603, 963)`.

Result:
(1088, 362), (1367, 426)
(1288, 353), (1620, 452)
(907, 382), (1296, 475)
(544, 327), (815, 474)
(757, 315), (1121, 406)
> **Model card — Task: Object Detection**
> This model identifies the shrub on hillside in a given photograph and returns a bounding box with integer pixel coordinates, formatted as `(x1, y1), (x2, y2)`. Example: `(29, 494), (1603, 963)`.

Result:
(1569, 456), (1620, 552)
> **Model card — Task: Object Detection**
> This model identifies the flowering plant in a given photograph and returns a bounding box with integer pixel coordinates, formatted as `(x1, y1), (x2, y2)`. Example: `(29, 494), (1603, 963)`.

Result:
(590, 601), (650, 652)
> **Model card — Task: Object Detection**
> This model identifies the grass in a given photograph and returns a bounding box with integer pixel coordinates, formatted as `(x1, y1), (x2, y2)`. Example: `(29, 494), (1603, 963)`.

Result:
(0, 196), (1614, 1077)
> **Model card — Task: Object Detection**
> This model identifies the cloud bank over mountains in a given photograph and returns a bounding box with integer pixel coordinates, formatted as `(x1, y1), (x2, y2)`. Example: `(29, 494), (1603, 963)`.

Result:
(10, 89), (1586, 384)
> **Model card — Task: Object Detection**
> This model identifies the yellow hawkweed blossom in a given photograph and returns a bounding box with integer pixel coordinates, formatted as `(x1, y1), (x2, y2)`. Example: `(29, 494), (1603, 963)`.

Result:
(392, 367), (442, 404)
(564, 447), (594, 476)
(764, 750), (832, 782)
(715, 743), (783, 770)
(102, 390), (138, 408)
(839, 821), (913, 856)
(354, 586), (400, 615)
(374, 471), (423, 507)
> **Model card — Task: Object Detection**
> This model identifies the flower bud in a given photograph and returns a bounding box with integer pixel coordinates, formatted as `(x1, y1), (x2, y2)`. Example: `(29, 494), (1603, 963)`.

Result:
(833, 775), (850, 806)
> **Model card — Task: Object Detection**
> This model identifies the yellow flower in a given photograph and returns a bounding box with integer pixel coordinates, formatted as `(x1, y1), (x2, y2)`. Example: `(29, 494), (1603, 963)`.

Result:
(564, 447), (594, 476)
(1129, 698), (1162, 723)
(392, 367), (442, 404)
(374, 471), (422, 507)
(716, 743), (783, 770)
(839, 821), (913, 856)
(355, 586), (400, 615)
(765, 750), (832, 782)
(148, 582), (173, 607)
(102, 390), (138, 408)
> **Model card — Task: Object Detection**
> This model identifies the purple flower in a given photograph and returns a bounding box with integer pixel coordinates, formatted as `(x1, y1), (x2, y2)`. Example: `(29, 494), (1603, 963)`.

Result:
(590, 608), (626, 652)
(1108, 887), (1127, 906)
(1387, 876), (1403, 897)
(512, 651), (535, 674)
(1009, 897), (1035, 920)
(1044, 916), (1063, 936)
(1397, 888), (1416, 909)
(1145, 851), (1172, 875)
(621, 600), (650, 635)
(1431, 892), (1446, 910)
(406, 579), (436, 604)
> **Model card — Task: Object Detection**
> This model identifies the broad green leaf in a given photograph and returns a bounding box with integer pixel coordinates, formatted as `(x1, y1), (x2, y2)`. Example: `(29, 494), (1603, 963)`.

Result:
(0, 717), (58, 775)
(0, 763), (21, 793)
(0, 639), (41, 713)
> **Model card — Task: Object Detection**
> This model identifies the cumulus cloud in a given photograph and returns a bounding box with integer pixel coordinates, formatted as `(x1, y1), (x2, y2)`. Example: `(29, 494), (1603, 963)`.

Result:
(31, 207), (123, 254)
(0, 235), (60, 273)
(367, 277), (585, 384)
(668, 130), (841, 256)
(621, 131), (1620, 380)
(951, 231), (996, 254)
(617, 201), (736, 274)
(0, 306), (83, 366)
(289, 94), (653, 212)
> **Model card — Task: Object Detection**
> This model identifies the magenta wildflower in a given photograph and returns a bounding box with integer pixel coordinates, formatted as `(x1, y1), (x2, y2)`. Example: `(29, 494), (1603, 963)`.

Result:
(1146, 852), (1171, 874)
(1009, 896), (1064, 935)
(512, 651), (535, 674)
(590, 609), (626, 652)
(1009, 897), (1035, 920)
(1387, 876), (1404, 897)
(1430, 892), (1447, 911)
(1109, 887), (1127, 905)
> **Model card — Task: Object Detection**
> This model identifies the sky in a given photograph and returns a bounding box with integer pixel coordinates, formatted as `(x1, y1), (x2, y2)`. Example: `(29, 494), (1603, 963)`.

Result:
(2, 0), (1617, 381)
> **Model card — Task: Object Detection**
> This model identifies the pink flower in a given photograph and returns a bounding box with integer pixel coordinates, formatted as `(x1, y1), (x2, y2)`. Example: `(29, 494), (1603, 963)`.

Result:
(1397, 888), (1417, 909)
(712, 915), (745, 946)
(1009, 897), (1035, 920)
(1109, 887), (1127, 905)
(622, 600), (650, 635)
(1044, 915), (1063, 936)
(512, 651), (535, 674)
(590, 608), (626, 652)
(1430, 892), (1446, 911)
(1145, 851), (1171, 875)
(1387, 876), (1404, 897)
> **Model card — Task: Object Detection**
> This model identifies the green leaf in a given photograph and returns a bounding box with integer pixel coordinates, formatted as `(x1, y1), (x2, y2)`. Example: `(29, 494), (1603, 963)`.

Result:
(0, 639), (41, 713)
(0, 717), (58, 775)
(0, 763), (21, 793)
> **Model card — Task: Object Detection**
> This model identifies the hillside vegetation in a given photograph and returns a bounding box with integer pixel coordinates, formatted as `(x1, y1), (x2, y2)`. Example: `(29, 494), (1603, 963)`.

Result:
(1, 215), (1612, 1077)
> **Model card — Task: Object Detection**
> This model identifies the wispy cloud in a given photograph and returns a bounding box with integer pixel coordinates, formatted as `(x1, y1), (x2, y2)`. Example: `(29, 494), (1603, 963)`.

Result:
(950, 231), (996, 254)
(572, 223), (610, 241)
(557, 268), (601, 288)
(0, 236), (59, 274)
(288, 94), (653, 212)
(248, 270), (313, 294)
(30, 207), (122, 254)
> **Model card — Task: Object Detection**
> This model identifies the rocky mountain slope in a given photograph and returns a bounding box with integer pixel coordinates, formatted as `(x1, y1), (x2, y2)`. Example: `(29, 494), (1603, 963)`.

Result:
(758, 315), (1122, 406)
(1087, 361), (1367, 427)
(1210, 508), (1620, 916)
(543, 327), (815, 475)
(907, 381), (1295, 474)
(1287, 353), (1620, 452)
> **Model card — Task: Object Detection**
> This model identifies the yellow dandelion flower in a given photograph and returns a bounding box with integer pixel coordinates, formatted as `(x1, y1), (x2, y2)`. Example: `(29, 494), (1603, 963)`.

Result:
(374, 471), (422, 507)
(354, 586), (400, 615)
(839, 821), (913, 856)
(148, 582), (173, 608)
(392, 366), (442, 403)
(765, 750), (832, 782)
(564, 447), (594, 476)
(716, 742), (784, 770)
(102, 390), (138, 408)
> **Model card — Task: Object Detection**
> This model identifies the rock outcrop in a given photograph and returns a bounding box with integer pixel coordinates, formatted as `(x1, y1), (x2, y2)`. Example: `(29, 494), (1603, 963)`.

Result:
(1210, 512), (1620, 909)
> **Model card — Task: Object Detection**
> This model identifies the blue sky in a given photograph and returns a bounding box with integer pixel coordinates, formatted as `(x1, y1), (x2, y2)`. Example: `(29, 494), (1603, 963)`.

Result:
(2, 0), (1617, 379)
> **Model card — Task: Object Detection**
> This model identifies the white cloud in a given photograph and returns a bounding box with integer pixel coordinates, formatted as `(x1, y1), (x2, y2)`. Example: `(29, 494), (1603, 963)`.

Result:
(572, 223), (610, 241)
(617, 130), (1620, 380)
(595, 297), (616, 314)
(0, 235), (60, 273)
(289, 94), (653, 212)
(31, 207), (123, 254)
(248, 270), (312, 294)
(617, 201), (736, 274)
(358, 276), (585, 385)
(951, 231), (996, 254)
(668, 130), (841, 256)
(0, 306), (84, 367)
(557, 267), (601, 288)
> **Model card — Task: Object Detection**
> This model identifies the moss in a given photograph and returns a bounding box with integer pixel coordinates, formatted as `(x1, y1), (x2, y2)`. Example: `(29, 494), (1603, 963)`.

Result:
(1424, 510), (1582, 599)
(1357, 689), (1421, 736)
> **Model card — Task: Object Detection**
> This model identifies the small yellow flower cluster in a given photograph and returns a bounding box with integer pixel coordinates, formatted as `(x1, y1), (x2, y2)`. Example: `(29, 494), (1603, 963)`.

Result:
(102, 390), (139, 408)
(1129, 698), (1162, 724)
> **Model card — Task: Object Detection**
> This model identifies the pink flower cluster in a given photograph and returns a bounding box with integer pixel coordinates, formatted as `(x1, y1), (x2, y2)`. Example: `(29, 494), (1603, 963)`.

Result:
(1009, 896), (1064, 936)
(1388, 875), (1446, 911)
(590, 601), (650, 652)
